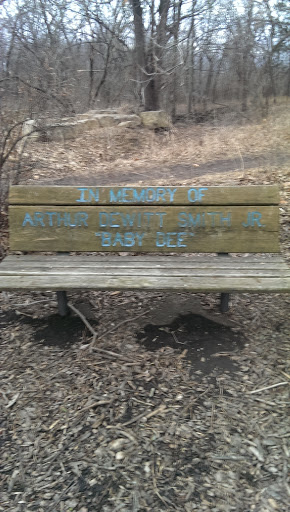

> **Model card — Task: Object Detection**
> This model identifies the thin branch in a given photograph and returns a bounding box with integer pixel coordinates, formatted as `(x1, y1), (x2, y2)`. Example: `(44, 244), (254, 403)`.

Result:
(91, 308), (151, 344)
(1, 76), (73, 111)
(11, 299), (54, 307)
(249, 382), (289, 394)
(68, 302), (146, 361)
(68, 302), (96, 336)
(0, 125), (41, 169)
(77, 399), (113, 414)
(122, 404), (167, 427)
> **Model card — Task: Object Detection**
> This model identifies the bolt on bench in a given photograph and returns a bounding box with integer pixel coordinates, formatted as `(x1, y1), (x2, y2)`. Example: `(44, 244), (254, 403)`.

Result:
(0, 185), (289, 315)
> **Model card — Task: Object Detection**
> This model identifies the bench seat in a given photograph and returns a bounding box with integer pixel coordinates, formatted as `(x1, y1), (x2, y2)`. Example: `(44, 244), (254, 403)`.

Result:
(1, 254), (289, 293)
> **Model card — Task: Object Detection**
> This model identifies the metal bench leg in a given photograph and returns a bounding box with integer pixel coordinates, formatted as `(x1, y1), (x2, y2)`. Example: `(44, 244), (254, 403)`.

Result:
(220, 293), (230, 313)
(56, 291), (69, 316)
(217, 253), (230, 313)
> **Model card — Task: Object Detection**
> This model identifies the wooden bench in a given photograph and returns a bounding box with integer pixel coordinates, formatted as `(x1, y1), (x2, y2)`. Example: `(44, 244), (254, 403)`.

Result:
(0, 185), (289, 315)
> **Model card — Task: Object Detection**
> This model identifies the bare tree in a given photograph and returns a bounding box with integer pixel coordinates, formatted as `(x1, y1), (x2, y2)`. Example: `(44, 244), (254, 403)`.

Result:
(0, 0), (289, 118)
(130, 0), (171, 110)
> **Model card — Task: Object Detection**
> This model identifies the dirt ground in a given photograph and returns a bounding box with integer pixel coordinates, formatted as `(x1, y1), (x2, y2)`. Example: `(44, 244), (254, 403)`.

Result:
(0, 105), (290, 511)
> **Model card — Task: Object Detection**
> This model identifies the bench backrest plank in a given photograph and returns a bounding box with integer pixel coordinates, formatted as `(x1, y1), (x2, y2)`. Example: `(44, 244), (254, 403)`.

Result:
(10, 185), (279, 206)
(9, 185), (280, 253)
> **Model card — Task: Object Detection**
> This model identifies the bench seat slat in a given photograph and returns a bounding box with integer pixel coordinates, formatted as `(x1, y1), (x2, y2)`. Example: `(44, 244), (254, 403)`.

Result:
(1, 267), (289, 277)
(1, 255), (288, 270)
(0, 275), (289, 292)
(1, 256), (289, 292)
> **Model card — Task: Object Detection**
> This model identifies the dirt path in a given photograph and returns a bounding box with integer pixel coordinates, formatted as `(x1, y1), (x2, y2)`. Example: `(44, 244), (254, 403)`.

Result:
(19, 149), (290, 187)
(48, 151), (290, 186)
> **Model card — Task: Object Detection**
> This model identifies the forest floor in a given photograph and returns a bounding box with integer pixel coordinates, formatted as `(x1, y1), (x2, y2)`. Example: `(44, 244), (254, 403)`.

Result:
(0, 104), (290, 511)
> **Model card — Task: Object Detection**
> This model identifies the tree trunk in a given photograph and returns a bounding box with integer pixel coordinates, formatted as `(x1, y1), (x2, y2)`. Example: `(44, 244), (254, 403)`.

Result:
(204, 56), (214, 109)
(187, 4), (196, 115)
(171, 1), (182, 120)
(130, 0), (147, 107)
(211, 56), (224, 103)
(130, 0), (170, 111)
(241, 50), (248, 112)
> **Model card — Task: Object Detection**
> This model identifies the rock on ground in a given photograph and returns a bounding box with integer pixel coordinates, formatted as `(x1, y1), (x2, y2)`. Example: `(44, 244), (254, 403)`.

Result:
(21, 111), (169, 142)
(140, 110), (171, 129)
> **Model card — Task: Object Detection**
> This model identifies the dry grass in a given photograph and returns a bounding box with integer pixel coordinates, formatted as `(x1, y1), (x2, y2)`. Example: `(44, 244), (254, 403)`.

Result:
(136, 103), (290, 166)
(16, 101), (290, 185)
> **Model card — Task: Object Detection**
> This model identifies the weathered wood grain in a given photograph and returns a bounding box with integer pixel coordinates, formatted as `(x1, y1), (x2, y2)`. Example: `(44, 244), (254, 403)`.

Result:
(0, 273), (289, 292)
(2, 255), (287, 269)
(9, 185), (280, 206)
(1, 266), (288, 277)
(1, 254), (289, 293)
(9, 205), (280, 253)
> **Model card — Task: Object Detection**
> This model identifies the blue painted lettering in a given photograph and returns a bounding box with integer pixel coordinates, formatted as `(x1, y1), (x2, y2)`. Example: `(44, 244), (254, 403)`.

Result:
(112, 232), (123, 246)
(177, 232), (187, 247)
(22, 211), (89, 228)
(177, 212), (205, 228)
(34, 212), (45, 227)
(156, 232), (188, 248)
(177, 212), (187, 228)
(156, 212), (166, 228)
(109, 213), (120, 228)
(98, 211), (166, 229)
(76, 188), (87, 202)
(57, 212), (68, 226)
(207, 212), (220, 227)
(143, 212), (155, 226)
(88, 189), (99, 203)
(124, 232), (139, 247)
(188, 187), (208, 203)
(121, 213), (136, 227)
(135, 233), (145, 246)
(75, 212), (88, 227)
(167, 188), (177, 202)
(167, 233), (177, 248)
(144, 188), (155, 202)
(22, 213), (35, 226)
(188, 213), (203, 228)
(156, 188), (166, 202)
(109, 189), (123, 203)
(99, 212), (109, 227)
(220, 212), (231, 226)
(95, 232), (111, 246)
(156, 232), (167, 247)
(109, 187), (178, 204)
(242, 211), (265, 228)
(45, 212), (57, 226)
(76, 187), (99, 203)
(132, 189), (146, 202)
(66, 213), (76, 227)
(95, 232), (145, 247)
(122, 189), (131, 202)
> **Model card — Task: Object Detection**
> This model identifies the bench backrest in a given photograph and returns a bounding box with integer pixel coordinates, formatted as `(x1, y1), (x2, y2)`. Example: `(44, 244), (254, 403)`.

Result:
(9, 185), (280, 253)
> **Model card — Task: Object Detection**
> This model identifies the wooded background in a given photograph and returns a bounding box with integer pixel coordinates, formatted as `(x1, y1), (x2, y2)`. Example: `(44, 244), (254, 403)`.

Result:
(0, 0), (289, 119)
